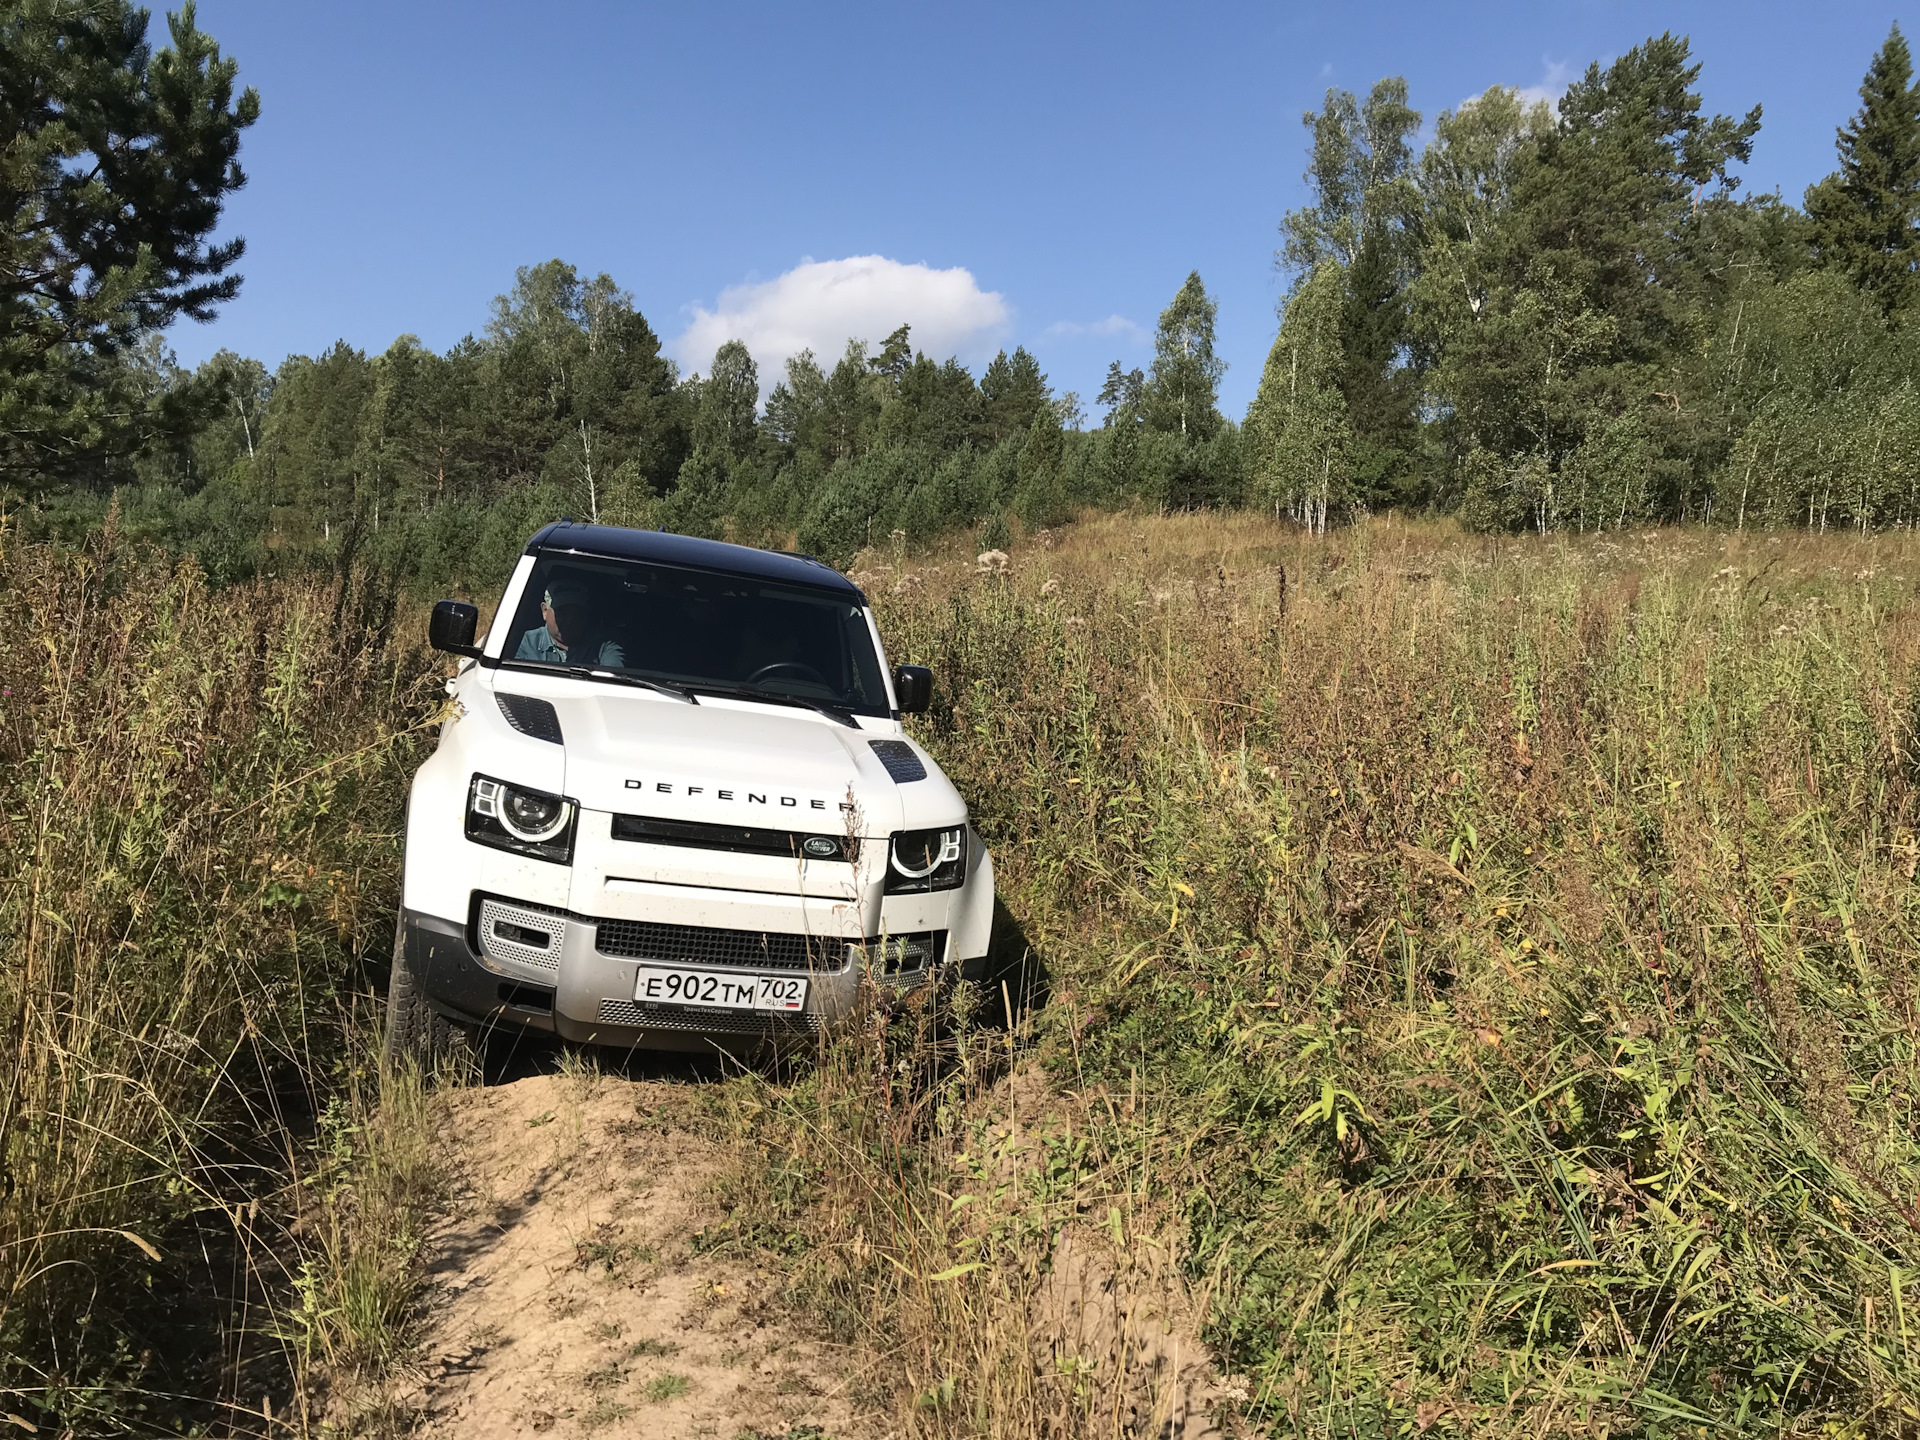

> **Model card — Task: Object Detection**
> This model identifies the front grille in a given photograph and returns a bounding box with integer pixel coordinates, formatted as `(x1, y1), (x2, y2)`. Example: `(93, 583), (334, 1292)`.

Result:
(595, 918), (851, 972)
(611, 812), (850, 861)
(595, 998), (822, 1035)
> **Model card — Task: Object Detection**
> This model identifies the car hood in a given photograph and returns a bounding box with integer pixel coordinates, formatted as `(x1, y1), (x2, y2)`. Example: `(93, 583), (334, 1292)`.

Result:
(486, 676), (963, 836)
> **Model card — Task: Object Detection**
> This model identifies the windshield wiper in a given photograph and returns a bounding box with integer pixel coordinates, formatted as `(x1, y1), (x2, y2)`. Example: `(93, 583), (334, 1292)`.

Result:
(687, 684), (860, 729)
(569, 666), (699, 704)
(501, 659), (697, 704)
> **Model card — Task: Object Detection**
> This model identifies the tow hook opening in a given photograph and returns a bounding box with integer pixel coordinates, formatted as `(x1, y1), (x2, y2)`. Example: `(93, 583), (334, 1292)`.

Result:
(497, 981), (555, 1012)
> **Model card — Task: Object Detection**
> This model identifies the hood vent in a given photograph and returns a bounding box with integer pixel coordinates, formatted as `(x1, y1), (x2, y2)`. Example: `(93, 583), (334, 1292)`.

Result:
(496, 693), (563, 744)
(868, 739), (927, 783)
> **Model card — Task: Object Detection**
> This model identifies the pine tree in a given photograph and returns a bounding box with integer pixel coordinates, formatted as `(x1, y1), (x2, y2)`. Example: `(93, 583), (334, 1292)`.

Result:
(1806, 25), (1920, 315)
(1425, 34), (1758, 510)
(868, 324), (912, 382)
(0, 0), (258, 490)
(980, 347), (1049, 442)
(1015, 400), (1066, 528)
(1147, 272), (1224, 440)
(1340, 221), (1421, 503)
(823, 339), (876, 460)
(887, 352), (981, 452)
(255, 344), (375, 545)
(1097, 361), (1145, 422)
(482, 260), (686, 507)
(1512, 36), (1759, 370)
(765, 349), (828, 455)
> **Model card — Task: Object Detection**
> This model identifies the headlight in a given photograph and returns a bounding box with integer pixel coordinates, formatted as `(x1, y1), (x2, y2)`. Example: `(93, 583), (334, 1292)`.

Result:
(884, 825), (966, 894)
(468, 775), (577, 863)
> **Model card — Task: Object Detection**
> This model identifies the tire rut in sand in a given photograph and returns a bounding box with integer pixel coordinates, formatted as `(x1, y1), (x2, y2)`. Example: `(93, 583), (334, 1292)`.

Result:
(407, 1072), (867, 1439)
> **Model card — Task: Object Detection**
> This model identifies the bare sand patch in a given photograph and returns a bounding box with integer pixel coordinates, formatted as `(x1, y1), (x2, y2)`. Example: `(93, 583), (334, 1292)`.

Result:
(406, 1072), (869, 1440)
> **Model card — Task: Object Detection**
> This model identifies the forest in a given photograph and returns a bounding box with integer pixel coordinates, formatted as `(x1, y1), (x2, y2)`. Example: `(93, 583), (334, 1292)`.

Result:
(14, 19), (1920, 583)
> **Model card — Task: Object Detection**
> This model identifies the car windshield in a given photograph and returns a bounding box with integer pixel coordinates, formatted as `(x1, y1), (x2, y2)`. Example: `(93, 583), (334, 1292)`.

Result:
(502, 554), (889, 717)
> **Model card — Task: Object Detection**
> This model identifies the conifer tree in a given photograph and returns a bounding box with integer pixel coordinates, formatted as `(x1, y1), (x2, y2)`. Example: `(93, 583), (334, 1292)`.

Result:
(1015, 399), (1066, 527)
(1426, 34), (1757, 505)
(1, 0), (258, 490)
(1806, 24), (1920, 315)
(1097, 361), (1145, 421)
(867, 324), (912, 382)
(765, 350), (828, 456)
(980, 347), (1049, 442)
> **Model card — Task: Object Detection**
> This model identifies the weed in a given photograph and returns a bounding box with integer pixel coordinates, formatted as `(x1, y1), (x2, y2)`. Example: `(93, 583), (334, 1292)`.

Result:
(0, 528), (441, 1430)
(581, 1394), (632, 1429)
(718, 512), (1920, 1438)
(21, 510), (1920, 1435)
(574, 1229), (655, 1276)
(640, 1372), (692, 1402)
(580, 1358), (626, 1391)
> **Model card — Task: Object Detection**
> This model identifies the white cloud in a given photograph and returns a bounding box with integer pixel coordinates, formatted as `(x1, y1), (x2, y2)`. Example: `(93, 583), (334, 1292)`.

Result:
(1517, 59), (1574, 110)
(1039, 314), (1148, 346)
(673, 256), (1010, 391)
(1461, 59), (1575, 115)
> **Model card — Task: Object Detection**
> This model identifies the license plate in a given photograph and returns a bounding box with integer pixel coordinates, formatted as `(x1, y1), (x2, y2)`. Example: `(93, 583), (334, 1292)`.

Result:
(631, 966), (808, 1012)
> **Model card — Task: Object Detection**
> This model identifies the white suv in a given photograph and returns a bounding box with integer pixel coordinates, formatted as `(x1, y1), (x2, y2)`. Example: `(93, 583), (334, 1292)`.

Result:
(385, 521), (994, 1064)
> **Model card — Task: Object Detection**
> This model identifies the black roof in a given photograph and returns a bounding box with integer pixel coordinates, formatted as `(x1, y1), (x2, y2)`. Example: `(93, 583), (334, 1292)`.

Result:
(524, 522), (865, 602)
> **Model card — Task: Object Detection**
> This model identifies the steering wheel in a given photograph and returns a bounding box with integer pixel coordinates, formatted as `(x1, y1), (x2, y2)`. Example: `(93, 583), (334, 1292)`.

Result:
(746, 660), (829, 687)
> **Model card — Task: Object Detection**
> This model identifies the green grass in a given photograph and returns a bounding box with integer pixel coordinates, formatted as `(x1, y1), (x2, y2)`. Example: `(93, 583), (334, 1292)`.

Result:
(14, 508), (1920, 1436)
(0, 523), (441, 1432)
(712, 512), (1920, 1437)
(641, 1372), (692, 1402)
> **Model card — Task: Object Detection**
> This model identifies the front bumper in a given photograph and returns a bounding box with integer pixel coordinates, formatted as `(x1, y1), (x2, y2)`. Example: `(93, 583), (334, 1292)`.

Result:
(400, 898), (947, 1053)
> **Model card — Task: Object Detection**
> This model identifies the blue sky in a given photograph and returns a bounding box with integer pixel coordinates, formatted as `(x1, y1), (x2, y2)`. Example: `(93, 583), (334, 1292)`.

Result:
(175, 0), (1912, 419)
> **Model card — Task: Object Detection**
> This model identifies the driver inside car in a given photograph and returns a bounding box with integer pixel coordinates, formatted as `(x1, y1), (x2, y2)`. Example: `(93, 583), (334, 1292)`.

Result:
(515, 581), (627, 668)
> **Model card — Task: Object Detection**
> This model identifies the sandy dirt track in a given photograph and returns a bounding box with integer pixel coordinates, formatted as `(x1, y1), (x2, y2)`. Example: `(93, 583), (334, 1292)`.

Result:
(406, 1070), (870, 1440)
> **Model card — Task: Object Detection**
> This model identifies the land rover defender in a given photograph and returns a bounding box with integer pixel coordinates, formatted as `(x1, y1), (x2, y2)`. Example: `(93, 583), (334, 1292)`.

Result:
(385, 521), (994, 1063)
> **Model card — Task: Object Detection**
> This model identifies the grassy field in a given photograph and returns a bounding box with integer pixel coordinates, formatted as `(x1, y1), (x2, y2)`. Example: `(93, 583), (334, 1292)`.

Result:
(0, 517), (441, 1434)
(7, 510), (1920, 1436)
(716, 512), (1920, 1437)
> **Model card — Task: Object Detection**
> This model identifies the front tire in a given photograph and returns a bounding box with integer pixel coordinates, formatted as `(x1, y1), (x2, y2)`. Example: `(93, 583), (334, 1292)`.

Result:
(383, 917), (471, 1074)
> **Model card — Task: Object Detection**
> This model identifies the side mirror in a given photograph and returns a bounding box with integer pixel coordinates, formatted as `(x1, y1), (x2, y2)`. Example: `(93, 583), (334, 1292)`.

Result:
(429, 600), (482, 657)
(893, 664), (933, 714)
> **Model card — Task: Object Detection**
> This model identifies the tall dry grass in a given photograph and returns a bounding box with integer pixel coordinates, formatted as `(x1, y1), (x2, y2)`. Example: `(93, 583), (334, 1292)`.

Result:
(12, 503), (1920, 1436)
(0, 517), (441, 1434)
(714, 512), (1920, 1437)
